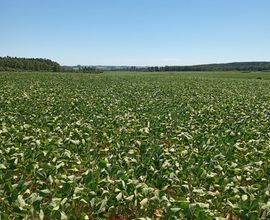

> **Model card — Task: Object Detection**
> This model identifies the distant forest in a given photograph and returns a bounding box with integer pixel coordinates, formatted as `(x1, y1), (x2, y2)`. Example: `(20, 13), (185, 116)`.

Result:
(149, 62), (270, 72)
(66, 62), (270, 72)
(133, 62), (270, 72)
(0, 57), (101, 73)
(0, 56), (61, 72)
(0, 56), (270, 72)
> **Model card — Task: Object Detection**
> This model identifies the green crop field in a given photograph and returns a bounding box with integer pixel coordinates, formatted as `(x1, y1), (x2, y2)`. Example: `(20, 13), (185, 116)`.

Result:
(0, 71), (270, 219)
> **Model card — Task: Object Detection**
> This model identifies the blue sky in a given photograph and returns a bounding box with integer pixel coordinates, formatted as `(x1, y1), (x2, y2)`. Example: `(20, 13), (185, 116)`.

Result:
(1, 0), (270, 66)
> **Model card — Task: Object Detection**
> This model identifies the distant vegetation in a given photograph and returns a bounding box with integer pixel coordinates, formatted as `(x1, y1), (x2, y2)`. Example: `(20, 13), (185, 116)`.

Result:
(0, 56), (61, 72)
(61, 65), (103, 74)
(1, 56), (270, 73)
(106, 62), (270, 72)
(0, 57), (102, 73)
(154, 62), (270, 72)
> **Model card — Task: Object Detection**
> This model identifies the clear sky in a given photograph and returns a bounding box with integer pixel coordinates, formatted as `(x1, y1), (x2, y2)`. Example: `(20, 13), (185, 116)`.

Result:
(1, 0), (270, 66)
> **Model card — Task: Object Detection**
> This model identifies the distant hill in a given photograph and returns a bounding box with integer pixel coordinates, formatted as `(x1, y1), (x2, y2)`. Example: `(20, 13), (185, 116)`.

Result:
(159, 62), (270, 72)
(63, 62), (270, 72)
(1, 57), (270, 72)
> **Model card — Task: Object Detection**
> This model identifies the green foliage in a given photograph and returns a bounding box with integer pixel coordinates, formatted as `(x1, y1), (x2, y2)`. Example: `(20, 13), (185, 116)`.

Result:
(157, 62), (270, 72)
(61, 65), (103, 74)
(0, 56), (61, 72)
(0, 71), (270, 219)
(111, 62), (270, 72)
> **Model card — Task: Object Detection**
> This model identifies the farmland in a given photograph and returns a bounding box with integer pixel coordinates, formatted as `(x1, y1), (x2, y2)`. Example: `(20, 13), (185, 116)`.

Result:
(0, 71), (270, 219)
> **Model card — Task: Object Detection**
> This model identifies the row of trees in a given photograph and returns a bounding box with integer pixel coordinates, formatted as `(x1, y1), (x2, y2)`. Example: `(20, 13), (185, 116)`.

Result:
(61, 65), (103, 73)
(0, 56), (61, 72)
(156, 62), (270, 71)
(1, 57), (269, 72)
(0, 57), (102, 73)
(113, 62), (270, 72)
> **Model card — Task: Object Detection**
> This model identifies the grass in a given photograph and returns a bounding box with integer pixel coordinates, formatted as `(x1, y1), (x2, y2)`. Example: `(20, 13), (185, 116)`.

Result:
(0, 71), (270, 219)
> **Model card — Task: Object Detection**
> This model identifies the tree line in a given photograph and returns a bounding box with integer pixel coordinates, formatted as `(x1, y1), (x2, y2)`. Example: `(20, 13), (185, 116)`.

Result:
(1, 57), (269, 72)
(60, 65), (103, 73)
(155, 62), (270, 71)
(0, 56), (61, 72)
(112, 62), (270, 72)
(0, 56), (102, 73)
